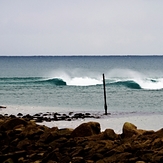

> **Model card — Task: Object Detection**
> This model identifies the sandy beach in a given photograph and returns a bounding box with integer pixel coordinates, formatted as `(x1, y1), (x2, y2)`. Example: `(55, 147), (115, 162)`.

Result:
(1, 105), (163, 133)
(39, 114), (163, 133)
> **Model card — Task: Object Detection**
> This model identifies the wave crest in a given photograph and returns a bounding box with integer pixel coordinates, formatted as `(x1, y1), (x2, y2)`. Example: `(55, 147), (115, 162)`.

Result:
(109, 80), (141, 89)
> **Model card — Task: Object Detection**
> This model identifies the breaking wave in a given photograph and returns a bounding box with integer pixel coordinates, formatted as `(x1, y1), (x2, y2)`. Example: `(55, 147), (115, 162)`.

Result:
(106, 78), (163, 90)
(0, 76), (163, 90)
(108, 80), (141, 89)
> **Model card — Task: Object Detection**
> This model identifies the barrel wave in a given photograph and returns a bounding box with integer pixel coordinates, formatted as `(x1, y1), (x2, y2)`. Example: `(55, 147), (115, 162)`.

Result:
(108, 80), (141, 89)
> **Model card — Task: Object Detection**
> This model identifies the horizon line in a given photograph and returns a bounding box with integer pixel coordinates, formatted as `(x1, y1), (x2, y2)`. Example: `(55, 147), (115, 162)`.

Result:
(0, 54), (163, 57)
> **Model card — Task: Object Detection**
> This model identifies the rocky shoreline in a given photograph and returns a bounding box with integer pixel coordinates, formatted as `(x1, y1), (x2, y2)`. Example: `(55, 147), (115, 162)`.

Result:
(1, 115), (163, 163)
(1, 111), (104, 123)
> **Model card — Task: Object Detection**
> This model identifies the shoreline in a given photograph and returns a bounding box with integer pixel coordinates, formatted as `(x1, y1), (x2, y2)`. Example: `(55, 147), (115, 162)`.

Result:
(38, 114), (163, 133)
(1, 106), (163, 133)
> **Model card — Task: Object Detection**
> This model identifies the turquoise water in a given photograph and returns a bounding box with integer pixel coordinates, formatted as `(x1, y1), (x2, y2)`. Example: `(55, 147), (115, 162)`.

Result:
(0, 56), (163, 115)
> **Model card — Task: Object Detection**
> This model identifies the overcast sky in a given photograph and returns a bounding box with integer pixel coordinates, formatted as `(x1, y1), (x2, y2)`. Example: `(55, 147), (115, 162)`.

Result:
(0, 0), (163, 55)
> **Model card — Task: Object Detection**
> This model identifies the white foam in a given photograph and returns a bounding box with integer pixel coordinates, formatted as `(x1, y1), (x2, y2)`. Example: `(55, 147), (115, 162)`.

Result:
(67, 77), (102, 86)
(137, 78), (163, 90)
(47, 68), (104, 86)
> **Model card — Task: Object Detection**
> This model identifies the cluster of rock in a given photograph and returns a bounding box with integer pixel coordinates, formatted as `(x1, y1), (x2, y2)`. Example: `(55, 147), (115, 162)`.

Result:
(1, 116), (163, 163)
(3, 112), (101, 122)
(0, 106), (6, 108)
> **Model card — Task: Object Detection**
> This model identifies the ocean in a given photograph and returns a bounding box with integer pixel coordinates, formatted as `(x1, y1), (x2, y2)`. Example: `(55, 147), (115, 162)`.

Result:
(0, 56), (163, 117)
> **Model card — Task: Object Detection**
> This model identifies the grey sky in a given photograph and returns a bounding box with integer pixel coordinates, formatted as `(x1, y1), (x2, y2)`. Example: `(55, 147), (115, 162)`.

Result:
(0, 0), (163, 55)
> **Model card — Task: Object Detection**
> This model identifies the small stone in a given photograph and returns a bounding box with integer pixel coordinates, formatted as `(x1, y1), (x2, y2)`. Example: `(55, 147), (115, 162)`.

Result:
(17, 113), (23, 117)
(103, 128), (118, 140)
(0, 105), (6, 108)
(3, 158), (14, 163)
(71, 157), (85, 163)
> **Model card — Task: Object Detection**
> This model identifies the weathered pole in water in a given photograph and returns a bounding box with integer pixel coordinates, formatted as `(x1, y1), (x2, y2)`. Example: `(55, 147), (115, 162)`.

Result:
(103, 73), (107, 115)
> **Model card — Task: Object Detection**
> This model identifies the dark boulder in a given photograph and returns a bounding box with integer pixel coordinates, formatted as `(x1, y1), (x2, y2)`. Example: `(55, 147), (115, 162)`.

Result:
(1, 118), (27, 130)
(71, 122), (101, 137)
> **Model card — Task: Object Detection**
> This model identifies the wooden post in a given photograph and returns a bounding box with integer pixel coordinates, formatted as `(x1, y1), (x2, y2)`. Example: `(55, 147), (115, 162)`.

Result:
(103, 73), (107, 115)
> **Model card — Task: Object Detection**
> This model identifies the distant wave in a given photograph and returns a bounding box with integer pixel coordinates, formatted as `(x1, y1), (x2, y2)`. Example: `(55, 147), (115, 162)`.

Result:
(0, 77), (39, 84)
(0, 77), (102, 86)
(0, 77), (163, 90)
(106, 78), (163, 90)
(108, 80), (141, 89)
(0, 77), (66, 86)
